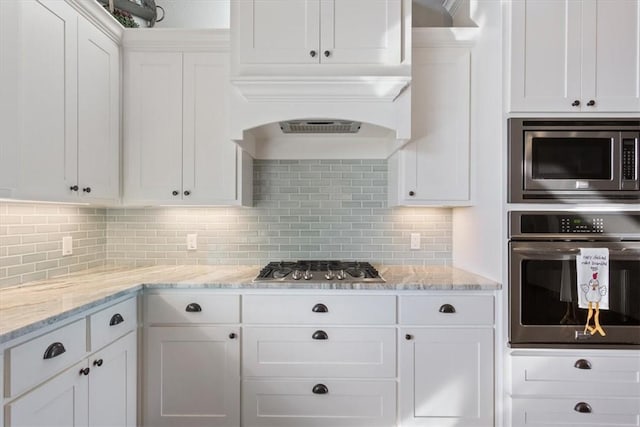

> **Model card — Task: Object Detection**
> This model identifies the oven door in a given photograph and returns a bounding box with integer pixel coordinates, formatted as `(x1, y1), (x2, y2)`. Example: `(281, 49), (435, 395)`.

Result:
(524, 131), (621, 191)
(510, 241), (640, 348)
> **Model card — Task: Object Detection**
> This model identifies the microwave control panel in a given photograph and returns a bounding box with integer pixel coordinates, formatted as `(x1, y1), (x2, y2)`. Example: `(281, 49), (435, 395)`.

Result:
(622, 138), (637, 180)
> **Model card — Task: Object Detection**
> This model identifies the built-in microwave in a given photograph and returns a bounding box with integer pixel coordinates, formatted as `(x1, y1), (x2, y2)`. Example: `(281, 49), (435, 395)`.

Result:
(509, 118), (639, 203)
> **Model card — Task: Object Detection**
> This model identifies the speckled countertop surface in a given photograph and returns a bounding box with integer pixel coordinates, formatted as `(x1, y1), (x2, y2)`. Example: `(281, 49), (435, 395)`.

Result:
(0, 264), (500, 344)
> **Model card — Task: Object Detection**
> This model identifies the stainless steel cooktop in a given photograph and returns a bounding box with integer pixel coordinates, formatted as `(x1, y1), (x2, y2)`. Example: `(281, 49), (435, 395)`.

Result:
(254, 260), (385, 283)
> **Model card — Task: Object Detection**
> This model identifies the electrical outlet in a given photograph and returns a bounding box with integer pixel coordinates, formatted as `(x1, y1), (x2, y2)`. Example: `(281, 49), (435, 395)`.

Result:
(187, 234), (198, 251)
(410, 233), (420, 250)
(62, 236), (73, 256)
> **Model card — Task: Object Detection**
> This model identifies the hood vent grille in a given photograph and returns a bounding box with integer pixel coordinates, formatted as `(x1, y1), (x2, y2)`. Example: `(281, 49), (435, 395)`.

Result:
(279, 120), (362, 134)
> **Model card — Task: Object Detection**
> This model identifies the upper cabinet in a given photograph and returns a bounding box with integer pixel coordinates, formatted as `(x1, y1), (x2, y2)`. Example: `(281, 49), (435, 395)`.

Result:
(237, 0), (401, 65)
(509, 0), (640, 113)
(0, 0), (120, 204)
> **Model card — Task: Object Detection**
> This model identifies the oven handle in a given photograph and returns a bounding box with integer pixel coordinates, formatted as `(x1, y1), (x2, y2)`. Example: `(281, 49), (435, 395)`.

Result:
(511, 247), (640, 256)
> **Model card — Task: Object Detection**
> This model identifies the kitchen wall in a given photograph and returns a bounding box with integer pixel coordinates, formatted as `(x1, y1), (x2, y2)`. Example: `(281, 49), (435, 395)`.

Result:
(106, 160), (452, 266)
(0, 203), (107, 287)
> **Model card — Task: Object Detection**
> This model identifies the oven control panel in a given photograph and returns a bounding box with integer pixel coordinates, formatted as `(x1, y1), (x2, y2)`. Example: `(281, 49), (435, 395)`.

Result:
(513, 212), (640, 239)
(560, 217), (604, 233)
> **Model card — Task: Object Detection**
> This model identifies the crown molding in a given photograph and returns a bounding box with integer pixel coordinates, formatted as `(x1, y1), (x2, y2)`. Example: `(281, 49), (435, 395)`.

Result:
(66, 0), (124, 43)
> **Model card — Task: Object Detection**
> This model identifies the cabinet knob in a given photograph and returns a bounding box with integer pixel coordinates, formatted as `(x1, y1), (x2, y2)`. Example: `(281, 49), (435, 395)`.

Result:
(312, 303), (328, 313)
(324, 50), (331, 58)
(229, 332), (237, 339)
(405, 334), (413, 340)
(185, 302), (202, 312)
(172, 190), (179, 196)
(79, 367), (90, 376)
(587, 100), (596, 106)
(312, 384), (329, 394)
(439, 303), (456, 314)
(310, 50), (317, 58)
(312, 330), (329, 340)
(183, 190), (191, 196)
(109, 313), (124, 326)
(409, 191), (415, 196)
(574, 359), (592, 370)
(571, 100), (581, 107)
(43, 342), (66, 360)
(82, 187), (91, 193)
(574, 402), (592, 413)
(69, 185), (79, 192)
(93, 359), (103, 367)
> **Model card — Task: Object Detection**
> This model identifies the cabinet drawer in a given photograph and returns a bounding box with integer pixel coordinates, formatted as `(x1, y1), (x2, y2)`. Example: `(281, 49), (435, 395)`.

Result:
(242, 379), (396, 427)
(399, 295), (494, 325)
(7, 319), (87, 398)
(145, 293), (240, 324)
(242, 295), (395, 325)
(512, 354), (640, 397)
(89, 297), (137, 351)
(512, 397), (640, 427)
(243, 327), (396, 378)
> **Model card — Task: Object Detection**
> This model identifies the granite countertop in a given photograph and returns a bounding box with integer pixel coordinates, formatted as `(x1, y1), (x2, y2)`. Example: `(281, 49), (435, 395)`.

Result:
(0, 264), (500, 344)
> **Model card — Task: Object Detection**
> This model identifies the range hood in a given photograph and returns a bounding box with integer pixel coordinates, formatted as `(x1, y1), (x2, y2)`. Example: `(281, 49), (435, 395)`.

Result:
(229, 84), (412, 160)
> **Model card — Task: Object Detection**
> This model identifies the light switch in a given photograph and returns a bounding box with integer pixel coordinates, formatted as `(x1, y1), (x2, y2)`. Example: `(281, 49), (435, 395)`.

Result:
(62, 236), (73, 256)
(410, 233), (420, 250)
(187, 234), (198, 250)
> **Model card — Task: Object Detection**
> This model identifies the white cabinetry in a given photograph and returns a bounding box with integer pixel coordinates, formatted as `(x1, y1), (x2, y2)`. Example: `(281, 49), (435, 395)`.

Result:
(398, 295), (494, 427)
(236, 0), (401, 65)
(143, 292), (240, 427)
(124, 47), (251, 206)
(0, 0), (119, 204)
(389, 32), (472, 206)
(509, 0), (640, 112)
(510, 350), (640, 427)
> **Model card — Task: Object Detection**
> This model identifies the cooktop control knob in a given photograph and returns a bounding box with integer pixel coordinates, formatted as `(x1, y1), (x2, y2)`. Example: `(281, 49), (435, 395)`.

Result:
(325, 269), (335, 280)
(336, 270), (346, 280)
(303, 269), (313, 280)
(292, 270), (303, 280)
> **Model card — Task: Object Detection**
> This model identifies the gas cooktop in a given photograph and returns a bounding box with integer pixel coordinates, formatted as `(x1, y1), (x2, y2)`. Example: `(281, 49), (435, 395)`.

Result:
(254, 260), (385, 283)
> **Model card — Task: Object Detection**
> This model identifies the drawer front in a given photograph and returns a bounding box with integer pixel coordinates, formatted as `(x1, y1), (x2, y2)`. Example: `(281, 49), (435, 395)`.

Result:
(8, 319), (87, 397)
(242, 379), (396, 427)
(512, 397), (640, 427)
(89, 297), (137, 351)
(243, 327), (396, 378)
(399, 295), (494, 325)
(243, 295), (396, 325)
(512, 354), (640, 397)
(145, 293), (240, 324)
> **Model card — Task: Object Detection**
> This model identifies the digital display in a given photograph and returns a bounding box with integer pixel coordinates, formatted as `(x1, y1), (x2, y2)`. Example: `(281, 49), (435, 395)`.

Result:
(573, 218), (582, 224)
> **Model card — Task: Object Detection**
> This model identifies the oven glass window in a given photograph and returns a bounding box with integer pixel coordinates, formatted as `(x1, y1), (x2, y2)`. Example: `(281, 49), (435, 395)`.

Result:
(521, 259), (640, 326)
(531, 137), (612, 180)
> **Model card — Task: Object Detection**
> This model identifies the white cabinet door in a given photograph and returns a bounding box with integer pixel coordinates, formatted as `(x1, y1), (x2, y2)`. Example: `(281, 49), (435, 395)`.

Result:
(581, 0), (640, 112)
(320, 0), (401, 64)
(399, 328), (494, 427)
(237, 0), (320, 64)
(6, 361), (89, 427)
(0, 0), (78, 202)
(143, 326), (240, 427)
(182, 53), (239, 204)
(77, 16), (120, 204)
(124, 52), (183, 204)
(391, 47), (470, 206)
(88, 332), (137, 427)
(510, 0), (582, 112)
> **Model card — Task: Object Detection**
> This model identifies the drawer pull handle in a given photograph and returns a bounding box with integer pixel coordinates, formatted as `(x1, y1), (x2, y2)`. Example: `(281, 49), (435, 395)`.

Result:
(574, 402), (592, 413)
(43, 342), (66, 360)
(186, 303), (202, 312)
(79, 367), (91, 376)
(109, 313), (124, 326)
(312, 303), (328, 313)
(312, 384), (329, 394)
(312, 330), (328, 340)
(574, 359), (592, 370)
(439, 304), (456, 314)
(93, 359), (103, 367)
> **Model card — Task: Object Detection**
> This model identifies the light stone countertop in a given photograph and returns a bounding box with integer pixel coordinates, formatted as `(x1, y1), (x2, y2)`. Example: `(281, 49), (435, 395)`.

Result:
(0, 264), (500, 344)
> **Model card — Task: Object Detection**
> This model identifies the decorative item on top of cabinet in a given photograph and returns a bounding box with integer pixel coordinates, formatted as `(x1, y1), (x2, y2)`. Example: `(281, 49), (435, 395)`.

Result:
(509, 0), (640, 113)
(0, 0), (120, 204)
(388, 28), (476, 207)
(123, 33), (252, 206)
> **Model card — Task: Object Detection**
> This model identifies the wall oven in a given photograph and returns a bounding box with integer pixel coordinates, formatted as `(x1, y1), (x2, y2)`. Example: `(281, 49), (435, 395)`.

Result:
(508, 118), (639, 203)
(509, 211), (640, 348)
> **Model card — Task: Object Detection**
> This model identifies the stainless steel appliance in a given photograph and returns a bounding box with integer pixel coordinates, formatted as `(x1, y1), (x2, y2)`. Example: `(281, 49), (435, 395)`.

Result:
(254, 260), (385, 283)
(509, 211), (640, 348)
(508, 118), (639, 203)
